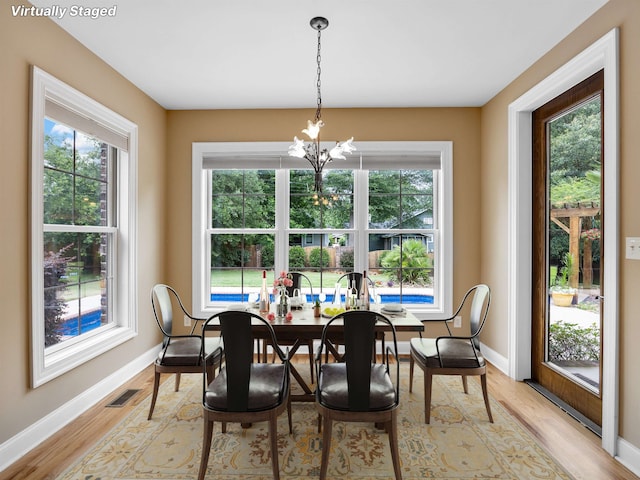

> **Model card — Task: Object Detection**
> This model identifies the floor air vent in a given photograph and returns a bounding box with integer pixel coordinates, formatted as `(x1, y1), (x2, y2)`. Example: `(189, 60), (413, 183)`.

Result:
(106, 389), (140, 407)
(524, 380), (601, 437)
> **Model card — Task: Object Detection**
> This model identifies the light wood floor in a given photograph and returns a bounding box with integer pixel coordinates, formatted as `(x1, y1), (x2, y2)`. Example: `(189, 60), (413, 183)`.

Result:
(1, 360), (638, 480)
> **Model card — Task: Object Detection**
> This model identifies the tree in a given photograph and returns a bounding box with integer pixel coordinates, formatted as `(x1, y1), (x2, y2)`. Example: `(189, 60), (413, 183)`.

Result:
(211, 170), (275, 228)
(549, 98), (601, 186)
(369, 170), (433, 228)
(44, 245), (74, 346)
(210, 170), (276, 268)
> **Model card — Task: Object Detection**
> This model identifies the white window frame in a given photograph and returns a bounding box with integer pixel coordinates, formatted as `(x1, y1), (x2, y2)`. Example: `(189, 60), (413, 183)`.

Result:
(30, 66), (138, 387)
(192, 141), (452, 319)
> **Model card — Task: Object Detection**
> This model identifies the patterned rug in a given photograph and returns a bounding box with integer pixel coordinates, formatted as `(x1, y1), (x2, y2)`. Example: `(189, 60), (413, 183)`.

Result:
(57, 363), (574, 479)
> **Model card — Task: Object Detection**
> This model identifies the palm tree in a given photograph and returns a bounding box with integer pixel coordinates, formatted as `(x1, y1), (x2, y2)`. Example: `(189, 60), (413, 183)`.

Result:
(380, 239), (432, 285)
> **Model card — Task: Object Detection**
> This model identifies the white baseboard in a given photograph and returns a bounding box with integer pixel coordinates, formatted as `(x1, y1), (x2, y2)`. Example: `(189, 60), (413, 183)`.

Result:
(480, 341), (509, 375)
(616, 437), (640, 477)
(0, 346), (158, 473)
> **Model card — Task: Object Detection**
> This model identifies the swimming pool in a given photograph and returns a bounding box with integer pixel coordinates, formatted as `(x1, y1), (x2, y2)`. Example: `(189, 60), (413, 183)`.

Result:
(60, 309), (103, 336)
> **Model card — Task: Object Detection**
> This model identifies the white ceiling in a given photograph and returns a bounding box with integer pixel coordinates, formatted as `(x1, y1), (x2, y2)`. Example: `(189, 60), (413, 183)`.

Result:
(32, 0), (608, 110)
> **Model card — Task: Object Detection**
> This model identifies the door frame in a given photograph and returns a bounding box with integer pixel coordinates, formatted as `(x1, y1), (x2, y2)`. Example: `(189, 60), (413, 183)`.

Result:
(507, 29), (619, 454)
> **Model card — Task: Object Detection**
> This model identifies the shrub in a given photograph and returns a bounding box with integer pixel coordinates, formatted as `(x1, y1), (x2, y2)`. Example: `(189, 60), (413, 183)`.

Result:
(548, 321), (600, 362)
(308, 247), (330, 268)
(380, 239), (432, 285)
(339, 248), (354, 269)
(289, 246), (307, 269)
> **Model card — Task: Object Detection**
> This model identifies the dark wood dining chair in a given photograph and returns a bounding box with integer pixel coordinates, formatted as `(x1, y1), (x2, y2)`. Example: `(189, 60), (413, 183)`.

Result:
(198, 310), (292, 480)
(409, 284), (493, 424)
(148, 284), (223, 420)
(331, 271), (376, 304)
(315, 310), (402, 480)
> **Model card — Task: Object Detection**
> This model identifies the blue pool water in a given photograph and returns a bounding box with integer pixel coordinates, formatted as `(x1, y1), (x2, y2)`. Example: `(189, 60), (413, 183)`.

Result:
(210, 293), (433, 304)
(60, 309), (103, 336)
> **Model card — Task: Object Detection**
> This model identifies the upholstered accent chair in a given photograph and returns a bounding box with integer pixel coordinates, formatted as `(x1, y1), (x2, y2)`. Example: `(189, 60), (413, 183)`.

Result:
(148, 284), (222, 420)
(409, 284), (493, 424)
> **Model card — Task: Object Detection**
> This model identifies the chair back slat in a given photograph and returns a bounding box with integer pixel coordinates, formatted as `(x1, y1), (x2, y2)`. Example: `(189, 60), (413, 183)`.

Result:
(343, 311), (377, 410)
(152, 284), (175, 338)
(219, 311), (255, 411)
(469, 284), (491, 349)
(287, 272), (314, 298)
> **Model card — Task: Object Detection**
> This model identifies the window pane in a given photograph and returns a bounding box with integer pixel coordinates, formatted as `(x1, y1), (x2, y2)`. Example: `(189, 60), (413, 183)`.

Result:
(290, 169), (353, 229)
(287, 234), (354, 297)
(210, 234), (275, 302)
(74, 132), (106, 180)
(44, 169), (73, 224)
(369, 233), (434, 304)
(371, 170), (400, 193)
(75, 177), (108, 226)
(43, 232), (109, 347)
(369, 170), (400, 228)
(369, 170), (433, 229)
(211, 195), (242, 228)
(44, 120), (109, 226)
(369, 195), (400, 228)
(44, 118), (73, 171)
(401, 170), (433, 194)
(401, 194), (432, 228)
(211, 170), (275, 228)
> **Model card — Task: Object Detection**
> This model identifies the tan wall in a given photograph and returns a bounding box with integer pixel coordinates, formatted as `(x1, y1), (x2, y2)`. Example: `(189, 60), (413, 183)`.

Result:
(0, 11), (166, 442)
(480, 0), (640, 445)
(166, 107), (482, 342)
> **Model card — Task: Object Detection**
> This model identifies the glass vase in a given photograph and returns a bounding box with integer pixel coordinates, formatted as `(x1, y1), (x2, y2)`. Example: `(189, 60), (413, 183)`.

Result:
(276, 291), (290, 318)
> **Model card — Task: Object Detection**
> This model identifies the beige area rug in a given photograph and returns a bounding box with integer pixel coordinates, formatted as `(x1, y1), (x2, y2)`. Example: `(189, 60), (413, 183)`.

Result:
(57, 363), (574, 479)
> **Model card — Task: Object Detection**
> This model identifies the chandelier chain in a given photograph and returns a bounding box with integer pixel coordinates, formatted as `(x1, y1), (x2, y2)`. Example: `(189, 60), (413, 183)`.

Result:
(315, 27), (322, 123)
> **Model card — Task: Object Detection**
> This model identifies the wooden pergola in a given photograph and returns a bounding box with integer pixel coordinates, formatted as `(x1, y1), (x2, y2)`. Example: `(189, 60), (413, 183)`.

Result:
(550, 201), (600, 288)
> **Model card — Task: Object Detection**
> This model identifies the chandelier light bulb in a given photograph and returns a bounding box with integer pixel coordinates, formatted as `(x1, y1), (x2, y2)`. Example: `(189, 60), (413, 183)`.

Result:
(302, 120), (323, 140)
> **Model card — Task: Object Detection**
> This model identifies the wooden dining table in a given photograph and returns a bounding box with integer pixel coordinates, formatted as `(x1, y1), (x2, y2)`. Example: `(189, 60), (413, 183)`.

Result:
(204, 305), (424, 402)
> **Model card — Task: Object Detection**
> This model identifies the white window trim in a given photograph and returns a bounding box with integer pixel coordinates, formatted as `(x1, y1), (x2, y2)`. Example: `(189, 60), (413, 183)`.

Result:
(192, 141), (452, 319)
(30, 66), (138, 387)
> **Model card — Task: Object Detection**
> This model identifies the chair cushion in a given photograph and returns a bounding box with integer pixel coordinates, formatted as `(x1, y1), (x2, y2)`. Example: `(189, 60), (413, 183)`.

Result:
(318, 363), (396, 411)
(410, 337), (485, 369)
(157, 337), (203, 366)
(204, 363), (287, 412)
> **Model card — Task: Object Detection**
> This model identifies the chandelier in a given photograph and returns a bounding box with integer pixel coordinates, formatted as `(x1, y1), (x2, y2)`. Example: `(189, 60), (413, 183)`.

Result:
(288, 16), (355, 194)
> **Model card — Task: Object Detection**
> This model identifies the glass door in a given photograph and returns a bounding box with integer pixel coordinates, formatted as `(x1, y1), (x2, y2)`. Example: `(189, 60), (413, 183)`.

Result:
(532, 70), (603, 427)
